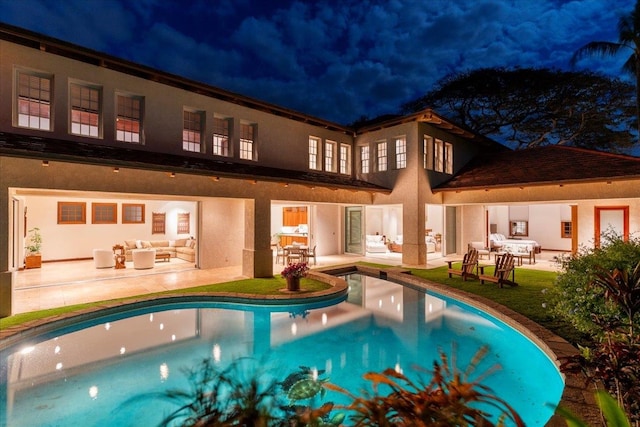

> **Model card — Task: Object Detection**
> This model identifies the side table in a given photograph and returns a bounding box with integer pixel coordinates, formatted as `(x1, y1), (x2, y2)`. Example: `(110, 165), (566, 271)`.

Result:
(113, 244), (126, 269)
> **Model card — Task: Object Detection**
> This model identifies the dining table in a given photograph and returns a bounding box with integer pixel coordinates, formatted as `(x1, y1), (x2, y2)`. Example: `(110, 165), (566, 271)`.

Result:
(283, 245), (308, 264)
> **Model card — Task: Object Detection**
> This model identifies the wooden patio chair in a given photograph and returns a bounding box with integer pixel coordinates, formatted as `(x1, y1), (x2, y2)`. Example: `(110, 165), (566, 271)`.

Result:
(479, 253), (517, 288)
(446, 248), (479, 280)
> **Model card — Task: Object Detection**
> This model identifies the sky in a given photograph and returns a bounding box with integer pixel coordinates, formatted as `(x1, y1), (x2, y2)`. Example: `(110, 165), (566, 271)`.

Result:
(0, 0), (636, 125)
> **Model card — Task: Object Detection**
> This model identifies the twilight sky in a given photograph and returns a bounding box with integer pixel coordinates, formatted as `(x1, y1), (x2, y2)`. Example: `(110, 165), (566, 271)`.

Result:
(0, 0), (635, 125)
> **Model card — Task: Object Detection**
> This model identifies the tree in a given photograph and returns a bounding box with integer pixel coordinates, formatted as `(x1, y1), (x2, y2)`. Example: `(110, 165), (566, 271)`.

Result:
(571, 0), (640, 140)
(402, 67), (636, 152)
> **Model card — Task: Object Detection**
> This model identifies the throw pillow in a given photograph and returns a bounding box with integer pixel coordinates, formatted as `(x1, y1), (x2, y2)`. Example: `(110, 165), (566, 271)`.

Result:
(175, 238), (188, 247)
(125, 239), (137, 249)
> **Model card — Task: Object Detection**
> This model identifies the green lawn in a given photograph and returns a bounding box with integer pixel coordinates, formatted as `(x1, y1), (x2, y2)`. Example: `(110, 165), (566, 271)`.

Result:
(1, 264), (584, 345)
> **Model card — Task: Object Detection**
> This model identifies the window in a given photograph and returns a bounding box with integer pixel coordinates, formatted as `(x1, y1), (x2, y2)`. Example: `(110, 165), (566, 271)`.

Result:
(510, 220), (528, 236)
(309, 137), (320, 170)
(183, 109), (203, 152)
(360, 146), (370, 173)
(395, 136), (406, 169)
(376, 141), (387, 172)
(177, 212), (190, 234)
(152, 212), (166, 234)
(325, 140), (337, 172)
(424, 135), (433, 169)
(445, 142), (453, 174)
(434, 139), (444, 172)
(116, 94), (142, 143)
(58, 202), (86, 224)
(17, 71), (52, 130)
(122, 203), (145, 224)
(340, 143), (351, 174)
(92, 203), (117, 224)
(70, 83), (101, 137)
(561, 221), (572, 239)
(240, 123), (255, 160)
(212, 117), (230, 156)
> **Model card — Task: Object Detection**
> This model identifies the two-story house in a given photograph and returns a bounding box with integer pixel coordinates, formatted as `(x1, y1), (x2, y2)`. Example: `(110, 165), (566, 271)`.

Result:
(1, 23), (640, 317)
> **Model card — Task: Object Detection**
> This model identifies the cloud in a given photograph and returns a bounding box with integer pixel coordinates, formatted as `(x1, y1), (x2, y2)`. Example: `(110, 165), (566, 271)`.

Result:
(0, 0), (634, 124)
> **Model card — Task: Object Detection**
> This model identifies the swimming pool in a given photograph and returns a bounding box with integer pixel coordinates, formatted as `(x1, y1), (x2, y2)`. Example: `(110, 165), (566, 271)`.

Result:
(0, 272), (564, 426)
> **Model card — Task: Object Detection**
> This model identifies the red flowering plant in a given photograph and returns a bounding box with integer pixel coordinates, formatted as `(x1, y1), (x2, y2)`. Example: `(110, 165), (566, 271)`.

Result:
(280, 262), (310, 279)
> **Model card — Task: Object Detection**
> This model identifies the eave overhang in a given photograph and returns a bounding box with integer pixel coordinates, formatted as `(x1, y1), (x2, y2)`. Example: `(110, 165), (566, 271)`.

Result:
(0, 132), (391, 194)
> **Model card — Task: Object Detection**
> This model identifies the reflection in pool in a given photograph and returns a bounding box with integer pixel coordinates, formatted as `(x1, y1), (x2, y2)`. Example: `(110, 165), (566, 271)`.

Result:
(0, 273), (564, 426)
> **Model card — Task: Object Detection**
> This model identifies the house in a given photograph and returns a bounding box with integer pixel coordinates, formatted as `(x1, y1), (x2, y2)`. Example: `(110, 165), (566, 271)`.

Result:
(1, 23), (639, 317)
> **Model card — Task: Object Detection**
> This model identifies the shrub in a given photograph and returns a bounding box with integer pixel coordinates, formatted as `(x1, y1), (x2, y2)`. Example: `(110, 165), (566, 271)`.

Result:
(549, 230), (640, 336)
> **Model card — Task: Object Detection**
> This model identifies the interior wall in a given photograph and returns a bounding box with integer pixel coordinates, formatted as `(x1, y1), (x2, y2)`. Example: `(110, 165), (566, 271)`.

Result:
(22, 195), (197, 261)
(425, 204), (443, 236)
(314, 204), (341, 256)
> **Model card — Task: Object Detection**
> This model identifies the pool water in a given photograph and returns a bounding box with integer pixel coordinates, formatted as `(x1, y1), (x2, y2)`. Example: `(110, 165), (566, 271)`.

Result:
(0, 273), (564, 426)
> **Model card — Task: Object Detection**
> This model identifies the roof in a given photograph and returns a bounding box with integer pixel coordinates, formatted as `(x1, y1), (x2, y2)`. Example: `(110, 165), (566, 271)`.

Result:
(0, 132), (391, 193)
(434, 145), (640, 192)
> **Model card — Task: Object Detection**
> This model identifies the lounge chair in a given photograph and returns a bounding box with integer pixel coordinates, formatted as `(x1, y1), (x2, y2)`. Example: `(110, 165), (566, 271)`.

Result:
(446, 248), (479, 280)
(468, 241), (490, 260)
(479, 253), (517, 288)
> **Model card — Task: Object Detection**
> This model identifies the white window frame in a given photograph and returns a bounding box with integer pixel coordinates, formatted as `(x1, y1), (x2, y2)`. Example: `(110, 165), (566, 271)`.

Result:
(434, 138), (444, 172)
(325, 140), (337, 172)
(445, 142), (453, 174)
(395, 136), (406, 169)
(424, 135), (433, 169)
(16, 70), (52, 131)
(240, 122), (255, 160)
(360, 145), (370, 174)
(212, 116), (230, 157)
(70, 82), (101, 138)
(309, 136), (320, 170)
(340, 143), (351, 174)
(376, 141), (387, 172)
(182, 109), (203, 153)
(116, 94), (142, 144)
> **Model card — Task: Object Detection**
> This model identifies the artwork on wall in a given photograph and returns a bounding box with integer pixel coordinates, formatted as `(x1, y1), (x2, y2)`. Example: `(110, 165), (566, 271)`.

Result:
(152, 212), (166, 234)
(177, 212), (190, 234)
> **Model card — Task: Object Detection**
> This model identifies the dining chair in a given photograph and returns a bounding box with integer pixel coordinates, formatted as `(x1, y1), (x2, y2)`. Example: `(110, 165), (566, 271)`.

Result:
(306, 244), (317, 265)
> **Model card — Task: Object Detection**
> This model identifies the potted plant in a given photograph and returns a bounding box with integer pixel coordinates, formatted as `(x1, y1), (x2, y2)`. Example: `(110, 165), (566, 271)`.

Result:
(25, 227), (42, 269)
(280, 262), (309, 291)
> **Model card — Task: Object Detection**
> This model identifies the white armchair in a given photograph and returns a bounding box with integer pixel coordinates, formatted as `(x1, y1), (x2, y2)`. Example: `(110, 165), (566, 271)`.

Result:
(132, 249), (156, 269)
(93, 249), (115, 268)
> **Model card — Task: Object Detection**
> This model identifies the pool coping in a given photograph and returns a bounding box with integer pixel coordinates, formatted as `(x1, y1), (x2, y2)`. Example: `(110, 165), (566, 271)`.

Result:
(0, 264), (600, 425)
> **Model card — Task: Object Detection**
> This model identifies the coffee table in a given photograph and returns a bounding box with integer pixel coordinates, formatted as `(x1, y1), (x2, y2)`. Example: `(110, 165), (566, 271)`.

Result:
(155, 252), (171, 262)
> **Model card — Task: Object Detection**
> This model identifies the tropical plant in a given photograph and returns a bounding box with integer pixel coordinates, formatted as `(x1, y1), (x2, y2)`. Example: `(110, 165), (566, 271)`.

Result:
(555, 390), (633, 427)
(25, 227), (42, 254)
(549, 231), (640, 336)
(554, 239), (640, 423)
(571, 0), (640, 139)
(325, 346), (525, 427)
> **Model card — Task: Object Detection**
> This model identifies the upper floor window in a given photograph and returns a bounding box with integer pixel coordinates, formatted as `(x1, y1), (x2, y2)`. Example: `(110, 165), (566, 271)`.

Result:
(340, 143), (351, 174)
(17, 71), (52, 131)
(434, 139), (444, 172)
(395, 136), (407, 169)
(116, 94), (142, 144)
(309, 136), (320, 170)
(424, 135), (433, 169)
(325, 140), (337, 172)
(183, 109), (203, 152)
(376, 141), (387, 172)
(212, 117), (230, 156)
(427, 137), (454, 175)
(240, 123), (255, 160)
(444, 141), (453, 174)
(70, 83), (101, 137)
(360, 146), (370, 174)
